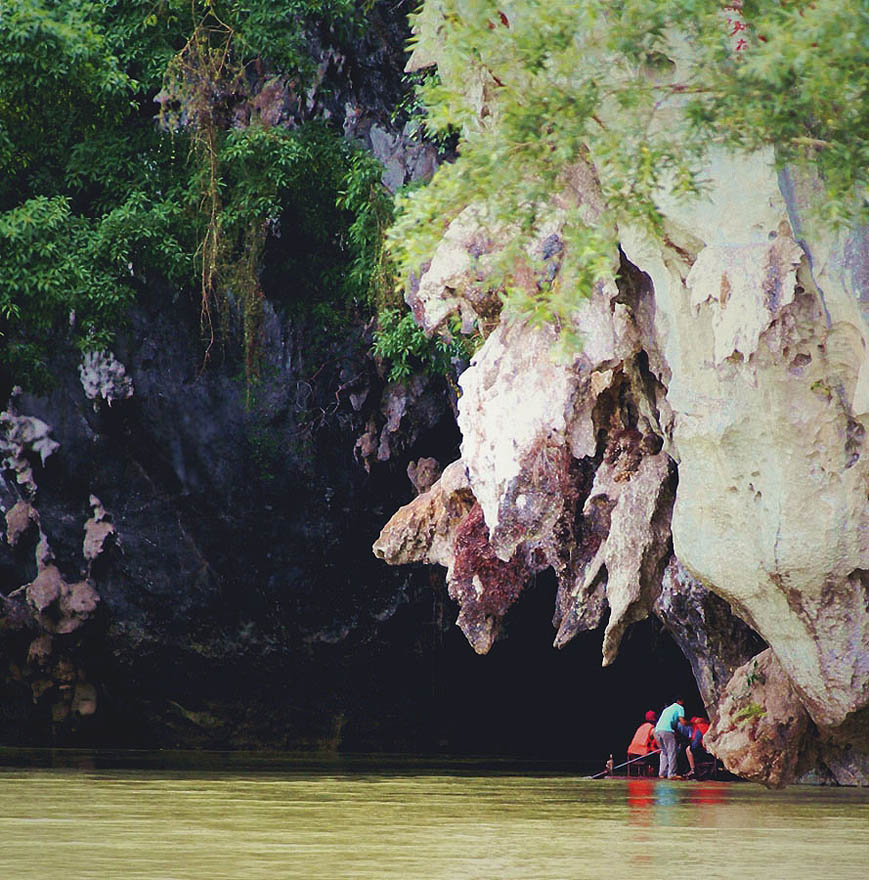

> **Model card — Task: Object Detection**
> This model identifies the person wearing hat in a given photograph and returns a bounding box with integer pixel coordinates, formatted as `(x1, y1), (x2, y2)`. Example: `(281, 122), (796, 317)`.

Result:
(626, 710), (660, 776)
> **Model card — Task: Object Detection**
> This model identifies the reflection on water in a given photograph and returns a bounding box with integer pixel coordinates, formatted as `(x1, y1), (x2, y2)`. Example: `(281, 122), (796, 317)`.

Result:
(626, 775), (734, 821)
(0, 755), (866, 879)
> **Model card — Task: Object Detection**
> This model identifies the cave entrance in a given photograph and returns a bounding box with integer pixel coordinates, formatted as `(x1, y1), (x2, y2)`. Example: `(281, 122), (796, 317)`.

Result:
(342, 569), (703, 771)
(436, 575), (702, 770)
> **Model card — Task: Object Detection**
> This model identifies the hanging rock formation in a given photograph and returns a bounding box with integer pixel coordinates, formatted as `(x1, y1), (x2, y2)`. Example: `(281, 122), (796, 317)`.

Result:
(374, 9), (869, 787)
(654, 557), (767, 710)
(1, 393), (107, 726)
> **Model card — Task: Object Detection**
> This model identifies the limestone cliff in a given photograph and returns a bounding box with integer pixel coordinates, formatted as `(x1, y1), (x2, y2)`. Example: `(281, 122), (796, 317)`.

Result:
(374, 9), (869, 787)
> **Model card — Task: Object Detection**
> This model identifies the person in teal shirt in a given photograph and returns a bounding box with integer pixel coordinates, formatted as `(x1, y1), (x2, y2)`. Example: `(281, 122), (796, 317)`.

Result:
(654, 698), (686, 778)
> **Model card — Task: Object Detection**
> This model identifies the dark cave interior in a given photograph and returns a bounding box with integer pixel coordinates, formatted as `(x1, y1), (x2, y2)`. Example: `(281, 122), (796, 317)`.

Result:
(340, 569), (703, 772)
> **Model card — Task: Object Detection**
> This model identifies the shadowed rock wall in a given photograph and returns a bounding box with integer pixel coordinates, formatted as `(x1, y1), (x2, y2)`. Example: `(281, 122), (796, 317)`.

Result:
(0, 276), (461, 748)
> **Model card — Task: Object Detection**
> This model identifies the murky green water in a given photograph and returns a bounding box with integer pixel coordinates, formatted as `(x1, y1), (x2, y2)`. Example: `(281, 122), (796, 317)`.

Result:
(0, 756), (866, 879)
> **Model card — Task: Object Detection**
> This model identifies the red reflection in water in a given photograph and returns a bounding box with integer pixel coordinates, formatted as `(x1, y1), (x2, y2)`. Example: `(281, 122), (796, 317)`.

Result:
(626, 777), (657, 827)
(626, 778), (734, 868)
(626, 778), (733, 829)
(626, 778), (656, 867)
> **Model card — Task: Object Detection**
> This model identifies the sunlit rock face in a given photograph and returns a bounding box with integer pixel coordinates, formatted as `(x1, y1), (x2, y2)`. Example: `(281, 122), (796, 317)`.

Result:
(622, 150), (869, 739)
(374, 7), (869, 786)
(406, 206), (504, 336)
(456, 320), (582, 567)
(374, 459), (475, 573)
(378, 264), (680, 661)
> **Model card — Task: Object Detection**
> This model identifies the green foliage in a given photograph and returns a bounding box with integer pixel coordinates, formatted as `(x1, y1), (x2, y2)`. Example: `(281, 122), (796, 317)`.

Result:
(227, 0), (359, 70)
(155, 2), (380, 384)
(0, 0), (383, 390)
(372, 308), (470, 381)
(0, 192), (188, 387)
(0, 0), (134, 206)
(392, 69), (460, 152)
(4, 0), (865, 392)
(101, 0), (359, 86)
(221, 122), (395, 319)
(0, 1), (195, 386)
(337, 148), (397, 310)
(744, 657), (766, 690)
(391, 0), (869, 337)
(693, 0), (869, 226)
(225, 124), (376, 307)
(734, 701), (767, 727)
(218, 120), (459, 384)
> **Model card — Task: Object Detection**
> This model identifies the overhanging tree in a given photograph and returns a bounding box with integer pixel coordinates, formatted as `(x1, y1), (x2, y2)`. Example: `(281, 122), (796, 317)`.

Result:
(388, 0), (869, 336)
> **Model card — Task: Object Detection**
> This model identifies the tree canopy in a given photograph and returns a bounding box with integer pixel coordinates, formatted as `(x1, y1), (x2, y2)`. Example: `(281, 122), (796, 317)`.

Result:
(1, 1), (866, 389)
(0, 0), (382, 389)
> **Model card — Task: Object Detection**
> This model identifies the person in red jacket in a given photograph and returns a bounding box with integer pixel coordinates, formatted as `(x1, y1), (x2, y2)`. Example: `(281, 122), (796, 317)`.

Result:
(685, 716), (711, 779)
(627, 710), (660, 776)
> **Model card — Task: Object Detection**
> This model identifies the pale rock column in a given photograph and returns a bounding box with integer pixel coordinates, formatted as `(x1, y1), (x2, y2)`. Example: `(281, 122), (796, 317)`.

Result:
(622, 149), (869, 731)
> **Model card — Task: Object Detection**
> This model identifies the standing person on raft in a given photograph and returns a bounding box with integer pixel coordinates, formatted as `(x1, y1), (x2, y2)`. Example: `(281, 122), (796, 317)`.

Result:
(654, 697), (687, 779)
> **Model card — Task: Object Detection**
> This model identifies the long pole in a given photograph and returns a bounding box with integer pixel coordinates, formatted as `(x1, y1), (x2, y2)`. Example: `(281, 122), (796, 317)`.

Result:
(589, 749), (662, 779)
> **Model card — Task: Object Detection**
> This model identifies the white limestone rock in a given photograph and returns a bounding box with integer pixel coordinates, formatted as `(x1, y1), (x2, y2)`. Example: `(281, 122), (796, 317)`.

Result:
(83, 495), (115, 562)
(373, 459), (475, 571)
(685, 236), (804, 365)
(457, 319), (583, 563)
(622, 148), (869, 732)
(378, 6), (869, 764)
(5, 500), (38, 547)
(25, 564), (99, 635)
(0, 394), (60, 495)
(408, 206), (504, 336)
(555, 443), (674, 665)
(705, 648), (813, 788)
(79, 349), (134, 406)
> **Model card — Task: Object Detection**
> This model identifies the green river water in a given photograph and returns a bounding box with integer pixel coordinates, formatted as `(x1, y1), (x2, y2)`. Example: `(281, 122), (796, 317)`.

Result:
(0, 755), (866, 880)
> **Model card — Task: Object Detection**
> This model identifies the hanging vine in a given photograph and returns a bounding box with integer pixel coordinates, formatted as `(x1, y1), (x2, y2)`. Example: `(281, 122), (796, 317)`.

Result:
(159, 3), (264, 387)
(155, 1), (462, 399)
